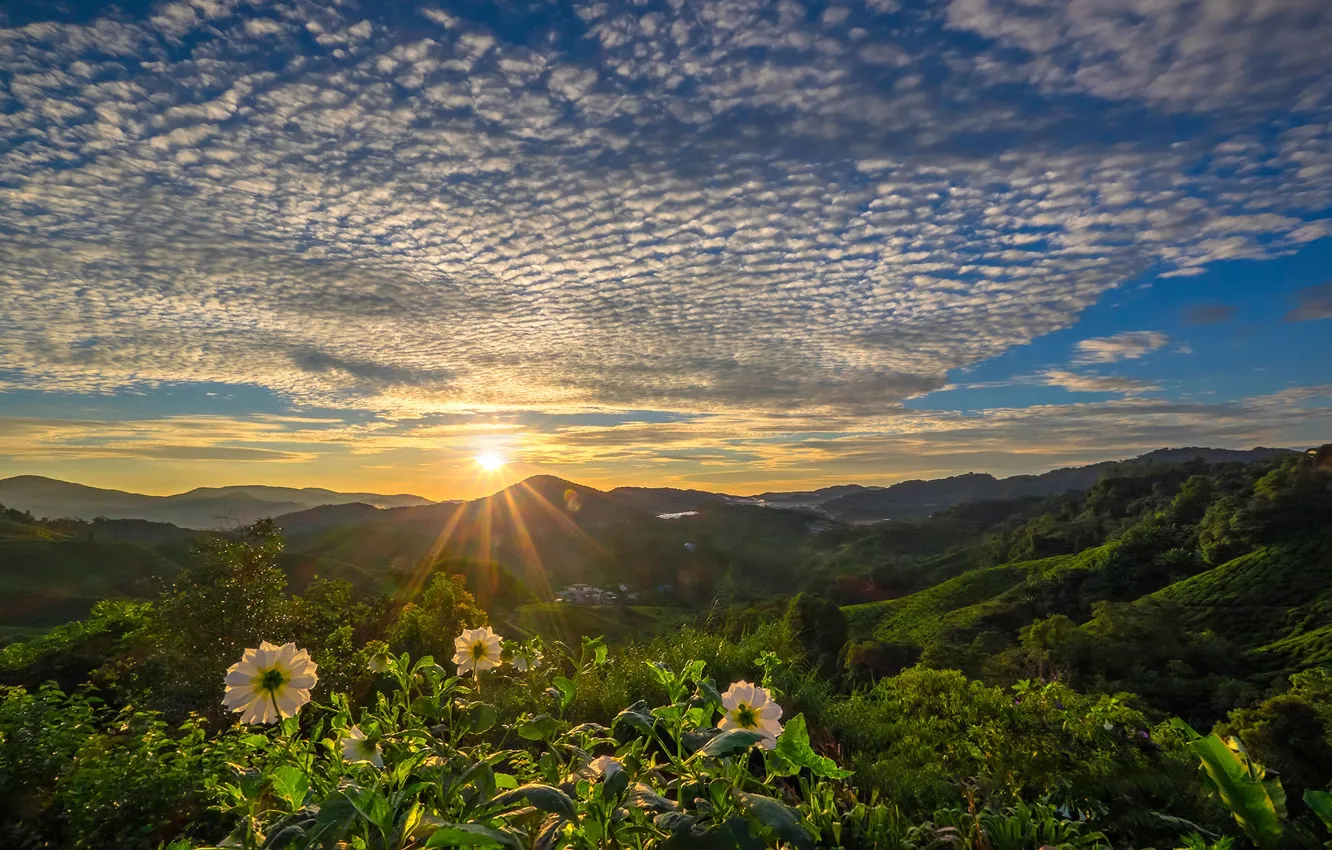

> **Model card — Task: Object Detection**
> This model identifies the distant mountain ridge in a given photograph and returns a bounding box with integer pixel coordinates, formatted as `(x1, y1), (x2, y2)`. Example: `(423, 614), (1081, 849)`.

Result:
(610, 446), (1300, 524)
(0, 476), (433, 529)
(0, 447), (1299, 531)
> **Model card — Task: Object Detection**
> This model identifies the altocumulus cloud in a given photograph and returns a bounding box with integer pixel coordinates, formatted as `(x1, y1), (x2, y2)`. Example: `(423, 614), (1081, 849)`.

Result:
(0, 0), (1330, 434)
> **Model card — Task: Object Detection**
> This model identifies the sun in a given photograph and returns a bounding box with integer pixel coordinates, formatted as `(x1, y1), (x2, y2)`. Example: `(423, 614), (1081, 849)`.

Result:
(474, 450), (507, 472)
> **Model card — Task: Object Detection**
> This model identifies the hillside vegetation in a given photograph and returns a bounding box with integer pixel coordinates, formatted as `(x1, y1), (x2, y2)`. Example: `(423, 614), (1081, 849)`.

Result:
(2, 448), (1331, 850)
(838, 449), (1332, 724)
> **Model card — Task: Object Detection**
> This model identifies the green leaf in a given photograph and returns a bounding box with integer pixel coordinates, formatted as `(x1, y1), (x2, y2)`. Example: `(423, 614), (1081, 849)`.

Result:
(411, 695), (443, 719)
(491, 784), (579, 822)
(469, 703), (498, 735)
(697, 729), (764, 758)
(304, 792), (356, 849)
(423, 823), (520, 848)
(628, 783), (676, 813)
(345, 785), (394, 837)
(613, 702), (657, 738)
(552, 676), (576, 710)
(1190, 733), (1286, 849)
(493, 772), (519, 790)
(1304, 789), (1332, 831)
(696, 679), (723, 708)
(774, 714), (852, 779)
(734, 791), (813, 850)
(517, 714), (561, 741)
(268, 766), (309, 811)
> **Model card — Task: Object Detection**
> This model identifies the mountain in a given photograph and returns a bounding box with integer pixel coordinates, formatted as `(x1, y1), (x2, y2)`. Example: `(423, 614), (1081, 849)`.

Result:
(0, 476), (433, 529)
(607, 486), (737, 515)
(754, 447), (1300, 524)
(278, 475), (826, 603)
(815, 465), (1116, 523)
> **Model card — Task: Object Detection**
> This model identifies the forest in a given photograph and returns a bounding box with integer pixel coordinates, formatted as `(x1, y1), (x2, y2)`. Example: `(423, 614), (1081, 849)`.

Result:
(2, 447), (1332, 849)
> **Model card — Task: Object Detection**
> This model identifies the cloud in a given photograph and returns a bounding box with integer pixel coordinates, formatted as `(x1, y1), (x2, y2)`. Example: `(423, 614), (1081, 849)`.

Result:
(1038, 370), (1159, 394)
(1286, 281), (1332, 321)
(0, 0), (1329, 483)
(945, 0), (1332, 114)
(1073, 332), (1170, 365)
(1183, 304), (1237, 326)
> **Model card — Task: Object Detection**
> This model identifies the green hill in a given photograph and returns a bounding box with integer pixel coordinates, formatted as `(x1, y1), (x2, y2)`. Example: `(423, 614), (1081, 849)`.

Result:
(1155, 537), (1332, 649)
(835, 450), (1332, 717)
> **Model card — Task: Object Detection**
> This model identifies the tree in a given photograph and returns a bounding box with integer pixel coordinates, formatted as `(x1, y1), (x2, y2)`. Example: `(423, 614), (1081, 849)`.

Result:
(784, 593), (848, 675)
(386, 573), (486, 662)
(138, 520), (292, 719)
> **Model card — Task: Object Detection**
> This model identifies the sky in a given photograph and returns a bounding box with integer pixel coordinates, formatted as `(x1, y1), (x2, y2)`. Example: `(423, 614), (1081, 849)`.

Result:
(1, 0), (1330, 500)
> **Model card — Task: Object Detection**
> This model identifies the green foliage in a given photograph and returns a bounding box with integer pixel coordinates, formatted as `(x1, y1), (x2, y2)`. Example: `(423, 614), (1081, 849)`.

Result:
(823, 667), (1199, 827)
(0, 684), (246, 848)
(5, 453), (1332, 850)
(385, 572), (486, 663)
(785, 593), (848, 674)
(1216, 670), (1332, 811)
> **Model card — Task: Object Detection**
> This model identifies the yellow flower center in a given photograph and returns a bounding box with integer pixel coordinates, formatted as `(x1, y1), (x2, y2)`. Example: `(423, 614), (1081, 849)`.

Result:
(259, 667), (286, 694)
(733, 703), (757, 729)
(471, 641), (487, 660)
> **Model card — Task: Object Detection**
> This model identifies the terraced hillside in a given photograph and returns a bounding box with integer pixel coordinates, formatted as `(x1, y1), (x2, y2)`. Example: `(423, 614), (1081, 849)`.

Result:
(838, 450), (1332, 718)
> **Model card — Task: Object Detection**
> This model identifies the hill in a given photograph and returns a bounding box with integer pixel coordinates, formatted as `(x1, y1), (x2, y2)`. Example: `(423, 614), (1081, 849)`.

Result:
(278, 474), (829, 604)
(0, 506), (195, 640)
(804, 448), (1296, 524)
(837, 447), (1332, 721)
(0, 476), (432, 529)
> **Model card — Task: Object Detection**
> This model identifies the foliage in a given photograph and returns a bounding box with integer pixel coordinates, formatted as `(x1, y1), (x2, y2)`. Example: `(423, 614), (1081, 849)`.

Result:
(1173, 720), (1288, 849)
(5, 452), (1332, 849)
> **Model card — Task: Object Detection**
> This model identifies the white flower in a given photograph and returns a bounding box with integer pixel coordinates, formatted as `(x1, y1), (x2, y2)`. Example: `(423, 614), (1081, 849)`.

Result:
(367, 649), (392, 673)
(587, 755), (622, 778)
(341, 725), (384, 768)
(452, 626), (503, 675)
(222, 641), (318, 725)
(718, 680), (783, 749)
(512, 648), (542, 672)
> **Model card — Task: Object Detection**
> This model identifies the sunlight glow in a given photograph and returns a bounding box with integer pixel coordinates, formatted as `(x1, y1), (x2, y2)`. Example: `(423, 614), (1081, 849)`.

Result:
(475, 450), (507, 472)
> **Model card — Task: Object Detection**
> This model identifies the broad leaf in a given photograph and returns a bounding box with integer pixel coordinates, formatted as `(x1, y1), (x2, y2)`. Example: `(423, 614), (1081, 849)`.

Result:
(491, 783), (578, 822)
(517, 714), (561, 741)
(774, 714), (852, 779)
(552, 676), (576, 710)
(613, 702), (657, 738)
(268, 765), (309, 811)
(697, 729), (764, 758)
(304, 793), (357, 849)
(1304, 789), (1332, 831)
(1190, 733), (1286, 849)
(468, 703), (498, 735)
(628, 783), (676, 813)
(423, 823), (520, 848)
(735, 791), (813, 850)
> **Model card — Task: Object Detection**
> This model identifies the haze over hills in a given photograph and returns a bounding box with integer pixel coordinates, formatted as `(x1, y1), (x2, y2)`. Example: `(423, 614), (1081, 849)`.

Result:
(0, 476), (434, 529)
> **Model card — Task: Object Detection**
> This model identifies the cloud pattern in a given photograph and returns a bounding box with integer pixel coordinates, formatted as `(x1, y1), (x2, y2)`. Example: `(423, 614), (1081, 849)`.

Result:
(1, 0), (1330, 486)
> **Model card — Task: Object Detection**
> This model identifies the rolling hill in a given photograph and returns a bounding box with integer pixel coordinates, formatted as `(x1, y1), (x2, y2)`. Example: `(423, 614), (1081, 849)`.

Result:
(0, 476), (433, 529)
(838, 447), (1332, 719)
(276, 474), (828, 603)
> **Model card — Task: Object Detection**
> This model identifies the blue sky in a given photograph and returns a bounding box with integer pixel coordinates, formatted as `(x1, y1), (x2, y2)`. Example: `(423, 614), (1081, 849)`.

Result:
(0, 0), (1329, 498)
